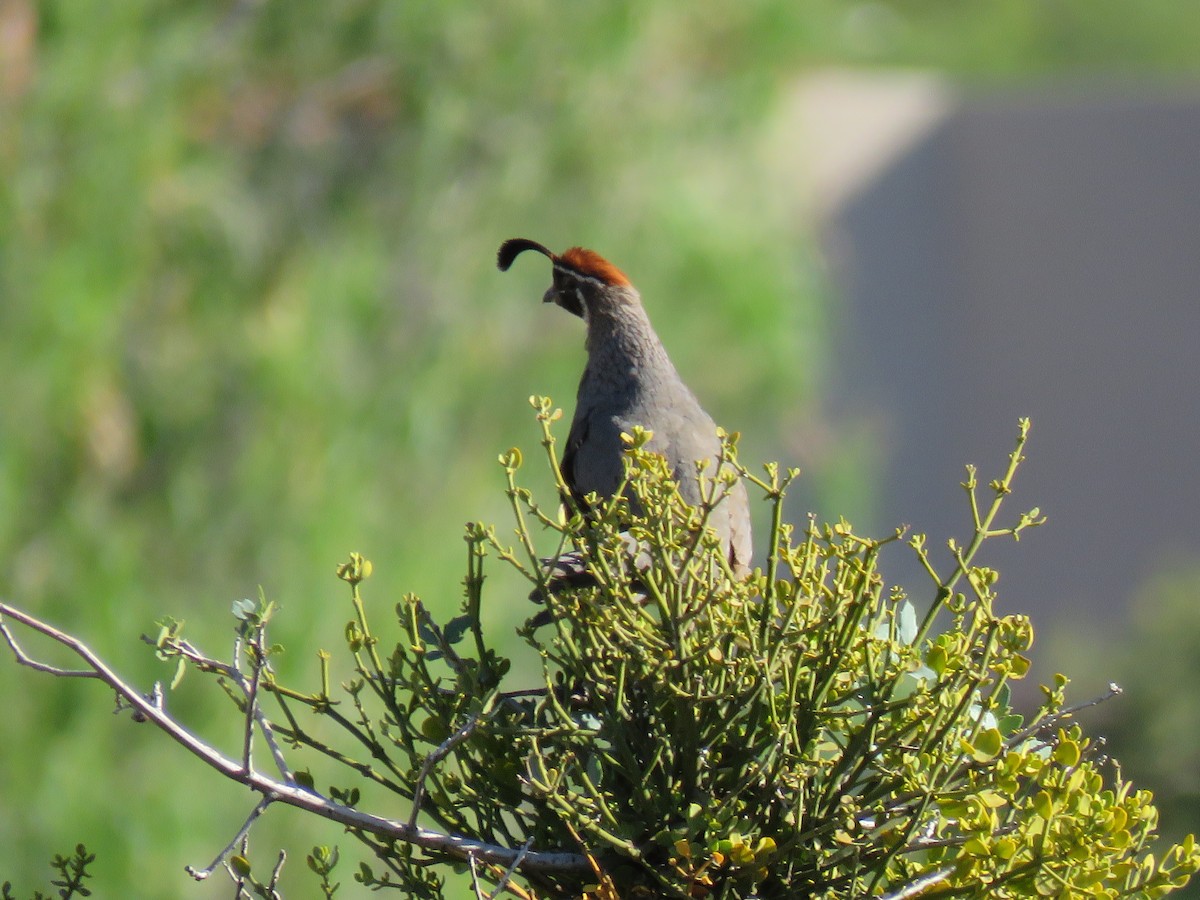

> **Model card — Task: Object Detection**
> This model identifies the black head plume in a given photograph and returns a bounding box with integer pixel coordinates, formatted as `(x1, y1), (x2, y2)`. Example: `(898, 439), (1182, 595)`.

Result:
(497, 238), (555, 271)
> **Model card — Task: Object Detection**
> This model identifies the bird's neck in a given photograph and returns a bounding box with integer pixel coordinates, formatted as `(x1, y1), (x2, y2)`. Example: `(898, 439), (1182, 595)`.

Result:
(583, 298), (676, 392)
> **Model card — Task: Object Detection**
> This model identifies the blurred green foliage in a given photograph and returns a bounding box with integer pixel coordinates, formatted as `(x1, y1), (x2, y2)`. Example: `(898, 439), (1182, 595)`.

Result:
(3, 0), (1200, 895)
(1052, 567), (1200, 900)
(1111, 569), (1200, 837)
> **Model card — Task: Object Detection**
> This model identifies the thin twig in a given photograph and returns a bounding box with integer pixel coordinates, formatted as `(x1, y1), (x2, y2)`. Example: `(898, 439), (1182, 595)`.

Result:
(1006, 683), (1123, 748)
(187, 797), (273, 880)
(267, 849), (286, 894)
(485, 839), (534, 900)
(1, 615), (101, 679)
(252, 692), (293, 782)
(241, 644), (260, 773)
(409, 705), (491, 829)
(469, 853), (484, 899)
(877, 867), (953, 900)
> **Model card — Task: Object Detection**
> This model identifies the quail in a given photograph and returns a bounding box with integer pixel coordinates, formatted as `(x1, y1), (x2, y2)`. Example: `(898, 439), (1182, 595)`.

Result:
(497, 238), (752, 574)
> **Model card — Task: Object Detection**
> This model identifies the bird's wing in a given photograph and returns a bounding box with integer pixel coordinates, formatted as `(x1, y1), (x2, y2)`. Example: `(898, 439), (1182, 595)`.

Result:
(561, 409), (589, 512)
(644, 398), (754, 572)
(651, 401), (719, 506)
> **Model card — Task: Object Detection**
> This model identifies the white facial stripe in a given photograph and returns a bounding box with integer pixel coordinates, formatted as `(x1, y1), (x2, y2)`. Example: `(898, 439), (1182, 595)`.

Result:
(553, 261), (607, 288)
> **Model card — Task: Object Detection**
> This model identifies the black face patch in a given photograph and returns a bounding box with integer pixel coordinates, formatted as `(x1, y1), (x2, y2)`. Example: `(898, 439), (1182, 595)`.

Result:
(552, 269), (586, 318)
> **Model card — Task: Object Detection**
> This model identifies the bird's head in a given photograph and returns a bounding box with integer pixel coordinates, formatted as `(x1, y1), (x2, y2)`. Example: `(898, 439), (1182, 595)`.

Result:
(497, 238), (632, 320)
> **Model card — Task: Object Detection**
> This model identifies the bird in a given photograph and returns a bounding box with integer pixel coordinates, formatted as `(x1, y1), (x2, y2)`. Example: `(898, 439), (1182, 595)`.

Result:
(497, 238), (752, 575)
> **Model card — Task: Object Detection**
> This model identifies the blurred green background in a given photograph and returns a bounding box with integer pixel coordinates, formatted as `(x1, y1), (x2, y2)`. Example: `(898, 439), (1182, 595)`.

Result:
(2, 1), (1199, 895)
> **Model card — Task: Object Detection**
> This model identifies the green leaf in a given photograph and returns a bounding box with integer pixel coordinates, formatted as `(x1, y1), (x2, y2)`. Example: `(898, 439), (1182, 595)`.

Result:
(999, 713), (1025, 734)
(442, 614), (472, 645)
(971, 727), (1004, 762)
(170, 658), (187, 690)
(964, 837), (990, 857)
(1054, 738), (1082, 767)
(896, 600), (918, 644)
(231, 598), (257, 621)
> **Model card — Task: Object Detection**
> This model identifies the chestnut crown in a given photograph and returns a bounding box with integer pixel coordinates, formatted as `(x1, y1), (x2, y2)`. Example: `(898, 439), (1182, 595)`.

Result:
(497, 238), (630, 287)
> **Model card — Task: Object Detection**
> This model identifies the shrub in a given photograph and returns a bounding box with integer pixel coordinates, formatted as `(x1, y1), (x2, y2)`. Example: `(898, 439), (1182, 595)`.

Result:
(2, 401), (1196, 898)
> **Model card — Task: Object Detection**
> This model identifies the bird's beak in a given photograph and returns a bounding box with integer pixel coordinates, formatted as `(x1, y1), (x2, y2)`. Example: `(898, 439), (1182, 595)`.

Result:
(542, 286), (559, 305)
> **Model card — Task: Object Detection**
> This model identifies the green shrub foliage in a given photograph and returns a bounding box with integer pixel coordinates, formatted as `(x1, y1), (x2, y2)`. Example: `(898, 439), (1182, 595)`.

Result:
(0, 845), (95, 900)
(156, 400), (1199, 898)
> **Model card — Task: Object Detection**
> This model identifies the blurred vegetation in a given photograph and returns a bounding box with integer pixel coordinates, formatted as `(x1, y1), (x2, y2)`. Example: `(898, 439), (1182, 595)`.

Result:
(1049, 566), (1200, 900)
(3, 0), (1200, 895)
